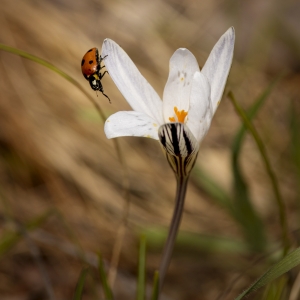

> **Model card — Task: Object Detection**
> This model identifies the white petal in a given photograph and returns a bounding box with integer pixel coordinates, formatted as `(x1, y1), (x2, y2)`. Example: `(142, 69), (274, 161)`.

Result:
(104, 111), (159, 140)
(101, 39), (164, 124)
(187, 72), (213, 142)
(163, 48), (200, 123)
(201, 27), (235, 115)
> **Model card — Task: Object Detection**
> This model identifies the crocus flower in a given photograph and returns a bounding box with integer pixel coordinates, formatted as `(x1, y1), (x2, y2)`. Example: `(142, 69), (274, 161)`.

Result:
(102, 27), (234, 178)
(101, 28), (235, 294)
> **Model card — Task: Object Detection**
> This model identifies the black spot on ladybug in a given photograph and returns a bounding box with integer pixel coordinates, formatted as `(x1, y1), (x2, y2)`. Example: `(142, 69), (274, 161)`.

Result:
(89, 60), (94, 65)
(81, 59), (85, 66)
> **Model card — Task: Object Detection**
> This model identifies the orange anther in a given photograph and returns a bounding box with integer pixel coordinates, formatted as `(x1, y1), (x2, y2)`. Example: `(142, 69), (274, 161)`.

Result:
(169, 107), (187, 123)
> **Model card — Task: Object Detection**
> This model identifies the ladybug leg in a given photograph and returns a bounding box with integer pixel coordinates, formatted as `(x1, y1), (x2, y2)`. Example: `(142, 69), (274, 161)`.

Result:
(99, 55), (108, 65)
(99, 70), (109, 79)
(99, 55), (109, 78)
(101, 91), (111, 103)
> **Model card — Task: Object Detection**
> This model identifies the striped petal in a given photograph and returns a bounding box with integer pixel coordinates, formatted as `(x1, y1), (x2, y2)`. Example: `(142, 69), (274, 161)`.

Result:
(102, 39), (164, 124)
(158, 123), (199, 178)
(201, 27), (235, 115)
(105, 111), (159, 140)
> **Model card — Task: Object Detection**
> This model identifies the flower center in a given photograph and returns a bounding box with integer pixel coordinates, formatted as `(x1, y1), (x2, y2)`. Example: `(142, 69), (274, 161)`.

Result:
(169, 107), (188, 123)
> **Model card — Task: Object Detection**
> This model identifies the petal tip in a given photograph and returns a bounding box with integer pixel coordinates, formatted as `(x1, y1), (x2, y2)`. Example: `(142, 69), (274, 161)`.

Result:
(226, 27), (235, 41)
(174, 48), (193, 57)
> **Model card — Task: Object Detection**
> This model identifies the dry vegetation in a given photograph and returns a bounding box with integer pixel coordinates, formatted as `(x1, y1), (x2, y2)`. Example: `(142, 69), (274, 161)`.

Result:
(0, 0), (300, 299)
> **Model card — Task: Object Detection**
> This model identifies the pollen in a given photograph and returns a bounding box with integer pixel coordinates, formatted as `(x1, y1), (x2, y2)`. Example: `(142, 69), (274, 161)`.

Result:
(169, 107), (188, 123)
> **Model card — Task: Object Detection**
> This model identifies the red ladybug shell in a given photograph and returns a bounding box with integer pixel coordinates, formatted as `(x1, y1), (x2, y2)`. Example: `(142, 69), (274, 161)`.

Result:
(80, 48), (111, 103)
(81, 48), (100, 79)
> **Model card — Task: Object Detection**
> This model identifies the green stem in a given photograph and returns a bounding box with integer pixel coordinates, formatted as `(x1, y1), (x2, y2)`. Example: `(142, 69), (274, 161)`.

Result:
(137, 235), (147, 300)
(151, 271), (160, 300)
(158, 175), (189, 294)
(228, 91), (290, 256)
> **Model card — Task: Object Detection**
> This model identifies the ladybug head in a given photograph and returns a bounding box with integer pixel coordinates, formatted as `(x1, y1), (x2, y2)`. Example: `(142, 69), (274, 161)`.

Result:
(89, 74), (103, 91)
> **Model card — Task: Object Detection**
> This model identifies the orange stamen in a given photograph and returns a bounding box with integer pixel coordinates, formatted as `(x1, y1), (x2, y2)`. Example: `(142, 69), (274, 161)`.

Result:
(169, 106), (188, 123)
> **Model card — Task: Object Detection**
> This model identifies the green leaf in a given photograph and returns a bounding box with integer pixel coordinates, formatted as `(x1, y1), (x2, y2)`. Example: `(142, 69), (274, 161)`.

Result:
(142, 227), (249, 254)
(262, 276), (287, 300)
(192, 166), (234, 215)
(136, 235), (147, 300)
(73, 267), (89, 300)
(235, 247), (300, 300)
(228, 90), (289, 256)
(151, 271), (159, 300)
(231, 77), (281, 251)
(193, 76), (282, 252)
(98, 253), (114, 300)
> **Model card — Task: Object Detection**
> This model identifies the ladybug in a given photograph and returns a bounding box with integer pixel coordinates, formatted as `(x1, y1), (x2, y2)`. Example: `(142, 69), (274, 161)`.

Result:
(81, 47), (111, 103)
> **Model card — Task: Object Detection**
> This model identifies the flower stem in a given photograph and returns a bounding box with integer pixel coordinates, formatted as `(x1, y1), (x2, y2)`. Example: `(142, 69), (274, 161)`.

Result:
(158, 175), (189, 294)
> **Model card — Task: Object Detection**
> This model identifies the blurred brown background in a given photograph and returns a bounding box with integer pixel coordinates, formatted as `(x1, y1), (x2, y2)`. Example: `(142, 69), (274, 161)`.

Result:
(1, 0), (300, 299)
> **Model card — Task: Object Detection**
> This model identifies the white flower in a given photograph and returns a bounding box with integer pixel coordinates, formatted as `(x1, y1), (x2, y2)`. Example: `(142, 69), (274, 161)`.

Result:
(102, 28), (235, 176)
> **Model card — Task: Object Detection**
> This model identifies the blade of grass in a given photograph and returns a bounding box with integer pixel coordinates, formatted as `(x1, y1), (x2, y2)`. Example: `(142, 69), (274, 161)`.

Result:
(231, 163), (265, 252)
(192, 77), (283, 251)
(231, 75), (283, 252)
(0, 209), (55, 257)
(233, 75), (283, 151)
(262, 276), (287, 300)
(228, 91), (289, 256)
(0, 43), (132, 284)
(231, 77), (281, 252)
(73, 267), (89, 300)
(235, 247), (300, 300)
(151, 271), (159, 300)
(137, 235), (147, 300)
(0, 43), (106, 121)
(192, 166), (234, 212)
(98, 253), (114, 300)
(192, 166), (264, 251)
(142, 227), (250, 255)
